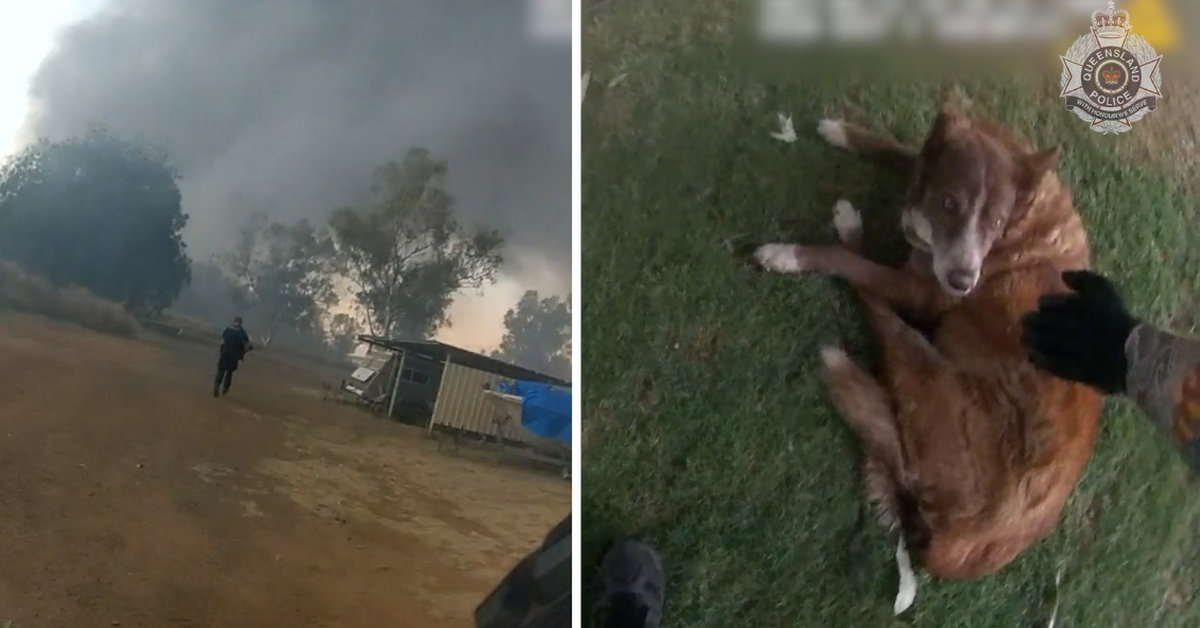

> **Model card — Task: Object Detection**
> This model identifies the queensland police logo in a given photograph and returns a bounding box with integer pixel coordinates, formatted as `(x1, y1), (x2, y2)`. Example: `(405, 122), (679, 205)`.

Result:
(1060, 1), (1162, 135)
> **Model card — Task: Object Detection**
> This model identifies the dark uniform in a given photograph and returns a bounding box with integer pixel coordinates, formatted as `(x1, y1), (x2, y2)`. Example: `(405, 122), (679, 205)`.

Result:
(214, 319), (252, 397)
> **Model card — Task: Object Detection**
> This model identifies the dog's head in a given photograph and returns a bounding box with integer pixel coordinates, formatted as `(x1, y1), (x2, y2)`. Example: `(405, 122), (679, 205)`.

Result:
(907, 104), (1058, 297)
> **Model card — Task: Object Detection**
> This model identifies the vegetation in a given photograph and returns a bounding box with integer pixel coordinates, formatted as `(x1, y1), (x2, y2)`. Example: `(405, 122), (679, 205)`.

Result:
(0, 261), (139, 337)
(0, 132), (569, 367)
(328, 148), (504, 340)
(492, 290), (572, 380)
(221, 213), (338, 347)
(0, 128), (189, 314)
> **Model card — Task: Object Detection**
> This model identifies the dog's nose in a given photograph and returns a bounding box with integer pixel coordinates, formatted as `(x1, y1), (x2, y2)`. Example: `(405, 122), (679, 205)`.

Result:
(947, 270), (977, 293)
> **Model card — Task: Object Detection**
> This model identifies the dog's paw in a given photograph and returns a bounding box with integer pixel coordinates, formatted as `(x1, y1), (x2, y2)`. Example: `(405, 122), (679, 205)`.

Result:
(819, 345), (852, 370)
(817, 119), (850, 149)
(832, 199), (863, 245)
(755, 243), (810, 274)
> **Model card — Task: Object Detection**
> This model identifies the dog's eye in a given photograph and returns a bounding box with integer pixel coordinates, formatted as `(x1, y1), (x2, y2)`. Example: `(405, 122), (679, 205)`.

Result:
(942, 195), (956, 212)
(993, 217), (1003, 228)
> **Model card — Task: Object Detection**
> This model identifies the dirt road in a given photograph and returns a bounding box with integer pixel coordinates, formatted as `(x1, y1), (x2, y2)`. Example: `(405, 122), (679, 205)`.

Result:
(0, 312), (570, 627)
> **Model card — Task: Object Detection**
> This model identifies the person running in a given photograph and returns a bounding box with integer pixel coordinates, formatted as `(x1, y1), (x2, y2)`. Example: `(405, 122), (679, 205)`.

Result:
(1020, 270), (1200, 471)
(214, 316), (253, 397)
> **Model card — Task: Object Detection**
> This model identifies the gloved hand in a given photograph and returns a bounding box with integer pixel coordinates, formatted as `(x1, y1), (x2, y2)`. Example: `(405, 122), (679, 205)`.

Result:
(1020, 269), (1139, 394)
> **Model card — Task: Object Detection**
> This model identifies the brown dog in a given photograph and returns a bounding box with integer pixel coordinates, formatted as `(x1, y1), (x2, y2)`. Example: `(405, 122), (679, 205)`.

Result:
(755, 104), (1102, 580)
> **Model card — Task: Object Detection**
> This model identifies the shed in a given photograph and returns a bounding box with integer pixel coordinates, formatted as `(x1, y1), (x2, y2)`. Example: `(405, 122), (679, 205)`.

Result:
(355, 335), (570, 443)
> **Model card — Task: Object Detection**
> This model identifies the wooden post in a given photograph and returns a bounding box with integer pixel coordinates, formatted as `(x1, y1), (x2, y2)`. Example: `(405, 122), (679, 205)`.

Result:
(386, 350), (407, 419)
(427, 354), (453, 435)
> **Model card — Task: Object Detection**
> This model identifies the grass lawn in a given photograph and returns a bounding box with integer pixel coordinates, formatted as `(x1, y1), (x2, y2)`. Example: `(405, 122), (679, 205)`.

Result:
(581, 2), (1200, 626)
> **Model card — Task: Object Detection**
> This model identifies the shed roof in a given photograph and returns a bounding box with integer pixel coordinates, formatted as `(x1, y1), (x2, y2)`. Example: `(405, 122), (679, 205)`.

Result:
(357, 335), (571, 387)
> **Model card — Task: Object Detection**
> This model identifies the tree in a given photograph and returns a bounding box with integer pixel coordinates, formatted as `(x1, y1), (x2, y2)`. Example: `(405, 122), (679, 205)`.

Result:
(0, 127), (190, 313)
(492, 291), (571, 381)
(328, 312), (360, 357)
(222, 212), (338, 346)
(329, 148), (503, 339)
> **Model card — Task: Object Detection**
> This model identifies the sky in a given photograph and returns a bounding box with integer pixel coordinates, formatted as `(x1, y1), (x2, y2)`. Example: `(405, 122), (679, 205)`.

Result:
(0, 1), (108, 154)
(1, 0), (571, 353)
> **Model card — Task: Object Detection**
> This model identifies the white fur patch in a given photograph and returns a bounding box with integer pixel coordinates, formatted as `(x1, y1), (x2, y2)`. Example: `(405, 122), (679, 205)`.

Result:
(817, 119), (849, 148)
(832, 199), (862, 244)
(771, 113), (798, 143)
(754, 243), (807, 274)
(894, 537), (918, 615)
(900, 208), (933, 252)
(820, 345), (850, 369)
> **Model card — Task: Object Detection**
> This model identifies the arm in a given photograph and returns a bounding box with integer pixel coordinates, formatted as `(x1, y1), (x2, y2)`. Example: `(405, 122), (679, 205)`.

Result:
(1021, 270), (1200, 472)
(1124, 324), (1200, 467)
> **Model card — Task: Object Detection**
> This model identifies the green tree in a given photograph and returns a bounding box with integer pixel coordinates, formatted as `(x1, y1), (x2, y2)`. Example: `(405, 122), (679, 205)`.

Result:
(223, 212), (338, 346)
(329, 148), (503, 339)
(0, 128), (190, 313)
(492, 291), (571, 380)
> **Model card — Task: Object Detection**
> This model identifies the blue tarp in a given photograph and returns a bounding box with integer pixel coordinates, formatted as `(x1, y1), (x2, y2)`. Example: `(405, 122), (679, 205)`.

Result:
(496, 379), (572, 445)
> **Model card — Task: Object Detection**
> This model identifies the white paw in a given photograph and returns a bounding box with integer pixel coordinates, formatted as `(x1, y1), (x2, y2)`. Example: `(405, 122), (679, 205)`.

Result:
(755, 243), (808, 274)
(817, 119), (849, 149)
(820, 345), (851, 369)
(832, 199), (862, 244)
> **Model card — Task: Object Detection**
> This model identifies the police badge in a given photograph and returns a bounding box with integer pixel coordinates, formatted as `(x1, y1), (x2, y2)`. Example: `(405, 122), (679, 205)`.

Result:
(1060, 1), (1163, 135)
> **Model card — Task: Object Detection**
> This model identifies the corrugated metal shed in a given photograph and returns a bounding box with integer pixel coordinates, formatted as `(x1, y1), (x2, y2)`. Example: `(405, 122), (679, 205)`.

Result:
(430, 362), (510, 440)
(355, 336), (570, 441)
(357, 336), (570, 387)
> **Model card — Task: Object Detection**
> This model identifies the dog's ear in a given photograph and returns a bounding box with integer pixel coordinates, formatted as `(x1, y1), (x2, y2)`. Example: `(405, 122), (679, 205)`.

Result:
(930, 103), (971, 143)
(1027, 146), (1060, 173)
(920, 103), (970, 165)
(1011, 146), (1060, 222)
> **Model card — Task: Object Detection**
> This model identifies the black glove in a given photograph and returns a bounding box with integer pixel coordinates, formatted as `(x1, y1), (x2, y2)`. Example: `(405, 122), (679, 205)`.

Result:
(1020, 270), (1138, 394)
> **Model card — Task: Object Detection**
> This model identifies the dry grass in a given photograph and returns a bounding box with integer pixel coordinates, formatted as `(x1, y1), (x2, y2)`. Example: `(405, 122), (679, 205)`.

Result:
(0, 262), (140, 337)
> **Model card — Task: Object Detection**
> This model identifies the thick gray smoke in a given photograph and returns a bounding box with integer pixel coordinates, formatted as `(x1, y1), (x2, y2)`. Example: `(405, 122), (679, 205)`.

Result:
(23, 0), (571, 296)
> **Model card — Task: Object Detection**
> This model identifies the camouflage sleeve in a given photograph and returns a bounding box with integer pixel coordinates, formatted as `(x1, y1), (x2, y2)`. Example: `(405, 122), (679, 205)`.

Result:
(1124, 323), (1200, 472)
(475, 514), (572, 628)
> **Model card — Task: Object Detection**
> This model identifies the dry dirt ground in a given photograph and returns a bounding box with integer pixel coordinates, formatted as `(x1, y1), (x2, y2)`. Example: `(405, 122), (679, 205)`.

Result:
(0, 312), (570, 627)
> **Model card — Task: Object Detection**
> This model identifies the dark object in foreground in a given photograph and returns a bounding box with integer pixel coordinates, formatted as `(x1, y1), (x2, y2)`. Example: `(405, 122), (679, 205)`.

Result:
(591, 538), (665, 628)
(1021, 270), (1200, 474)
(1020, 270), (1138, 394)
(474, 517), (667, 628)
(475, 515), (571, 628)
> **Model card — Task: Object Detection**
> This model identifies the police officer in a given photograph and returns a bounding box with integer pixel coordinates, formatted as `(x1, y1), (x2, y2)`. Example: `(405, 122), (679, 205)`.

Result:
(214, 316), (253, 397)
